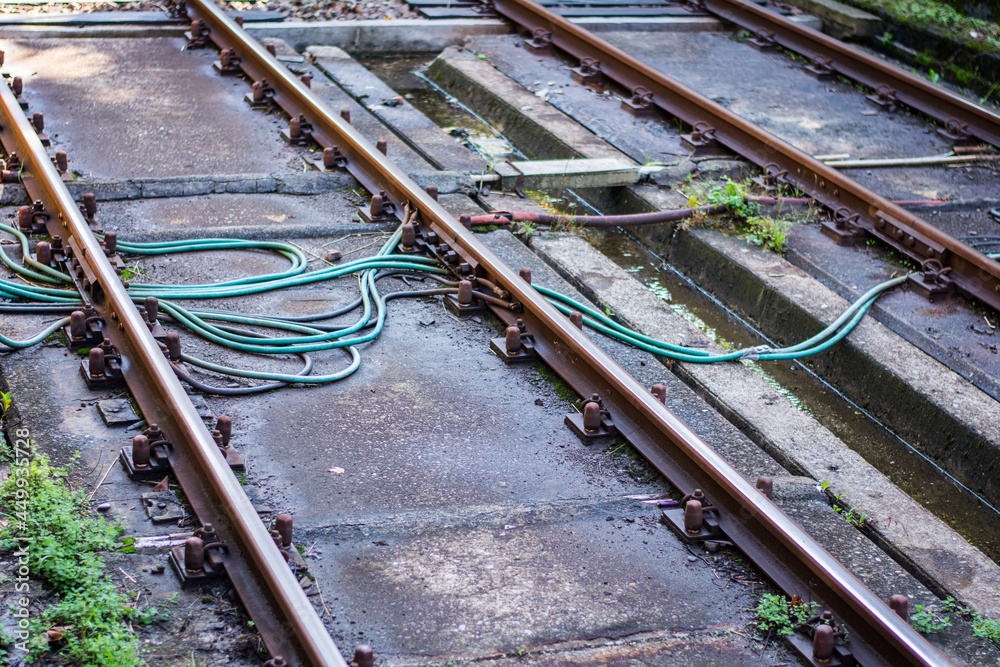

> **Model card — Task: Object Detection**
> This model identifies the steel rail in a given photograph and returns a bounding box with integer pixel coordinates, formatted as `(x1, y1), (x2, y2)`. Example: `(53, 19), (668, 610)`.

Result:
(183, 1), (949, 663)
(699, 0), (1000, 149)
(0, 76), (343, 667)
(490, 0), (1000, 315)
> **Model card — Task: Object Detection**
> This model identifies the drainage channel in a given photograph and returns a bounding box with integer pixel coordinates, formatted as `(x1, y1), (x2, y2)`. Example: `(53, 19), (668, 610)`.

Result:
(360, 55), (521, 164)
(359, 52), (1000, 563)
(581, 225), (1000, 564)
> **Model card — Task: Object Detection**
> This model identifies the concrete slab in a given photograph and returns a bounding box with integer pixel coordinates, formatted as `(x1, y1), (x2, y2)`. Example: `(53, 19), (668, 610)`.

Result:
(784, 0), (881, 38)
(0, 38), (302, 179)
(529, 231), (1000, 619)
(462, 35), (686, 165)
(481, 229), (995, 664)
(668, 227), (1000, 510)
(592, 30), (997, 218)
(308, 45), (486, 174)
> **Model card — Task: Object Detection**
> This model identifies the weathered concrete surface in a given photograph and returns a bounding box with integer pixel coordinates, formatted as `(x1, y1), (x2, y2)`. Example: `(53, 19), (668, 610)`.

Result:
(670, 227), (1000, 510)
(484, 230), (996, 665)
(0, 170), (472, 207)
(309, 45), (486, 174)
(530, 231), (1000, 619)
(428, 47), (629, 163)
(784, 0), (881, 37)
(593, 30), (998, 210)
(426, 46), (663, 216)
(0, 38), (302, 179)
(779, 221), (1000, 402)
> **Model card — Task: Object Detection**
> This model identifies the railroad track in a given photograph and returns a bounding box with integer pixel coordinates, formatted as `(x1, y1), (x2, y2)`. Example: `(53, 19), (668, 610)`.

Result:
(488, 0), (1000, 317)
(2, 1), (998, 666)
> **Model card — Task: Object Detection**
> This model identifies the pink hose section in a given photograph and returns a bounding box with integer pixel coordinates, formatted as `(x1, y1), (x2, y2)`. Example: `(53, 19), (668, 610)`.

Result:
(465, 197), (953, 228)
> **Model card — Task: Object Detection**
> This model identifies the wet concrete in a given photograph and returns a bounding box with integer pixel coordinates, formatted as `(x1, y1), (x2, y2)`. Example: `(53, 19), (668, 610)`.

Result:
(0, 38), (301, 179)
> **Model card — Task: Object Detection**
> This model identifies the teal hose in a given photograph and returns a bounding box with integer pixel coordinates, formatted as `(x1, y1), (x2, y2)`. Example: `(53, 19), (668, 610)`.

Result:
(0, 221), (904, 389)
(0, 317), (70, 349)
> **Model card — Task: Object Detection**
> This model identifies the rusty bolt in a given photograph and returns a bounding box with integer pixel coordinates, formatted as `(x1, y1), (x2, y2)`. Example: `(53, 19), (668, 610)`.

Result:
(70, 311), (86, 339)
(426, 185), (438, 201)
(505, 325), (522, 354)
(216, 415), (232, 447)
(289, 115), (302, 139)
(341, 109), (351, 123)
(263, 658), (286, 667)
(103, 230), (117, 255)
(376, 139), (388, 155)
(252, 80), (268, 103)
(370, 193), (385, 219)
(301, 72), (312, 88)
(265, 43), (277, 57)
(569, 311), (583, 329)
(35, 241), (51, 265)
(354, 645), (374, 667)
(184, 536), (205, 573)
(88, 348), (106, 378)
(275, 514), (293, 547)
(651, 384), (666, 403)
(519, 267), (532, 284)
(18, 205), (31, 231)
(132, 434), (151, 468)
(212, 429), (224, 448)
(322, 147), (337, 169)
(458, 214), (472, 230)
(756, 476), (773, 499)
(11, 76), (22, 97)
(165, 332), (182, 362)
(190, 19), (201, 36)
(684, 499), (703, 534)
(55, 150), (68, 173)
(812, 623), (835, 660)
(31, 112), (43, 133)
(457, 280), (473, 306)
(234, 14), (244, 27)
(889, 594), (909, 621)
(0, 50), (4, 67)
(83, 192), (98, 219)
(145, 296), (159, 322)
(401, 222), (416, 250)
(582, 401), (602, 434)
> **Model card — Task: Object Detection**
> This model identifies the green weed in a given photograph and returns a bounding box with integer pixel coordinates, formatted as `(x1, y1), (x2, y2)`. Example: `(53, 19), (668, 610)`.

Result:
(0, 455), (149, 666)
(911, 604), (952, 634)
(119, 262), (147, 283)
(752, 593), (820, 637)
(743, 216), (791, 253)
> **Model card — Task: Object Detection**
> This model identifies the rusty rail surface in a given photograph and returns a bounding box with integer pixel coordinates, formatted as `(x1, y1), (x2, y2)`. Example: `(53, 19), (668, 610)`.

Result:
(699, 0), (1000, 149)
(0, 71), (343, 667)
(491, 0), (1000, 317)
(182, 0), (950, 664)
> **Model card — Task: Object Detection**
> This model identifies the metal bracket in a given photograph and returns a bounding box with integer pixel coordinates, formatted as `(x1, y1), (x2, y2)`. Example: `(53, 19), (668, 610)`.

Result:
(621, 86), (656, 118)
(820, 207), (867, 246)
(747, 29), (776, 52)
(804, 55), (836, 81)
(866, 84), (900, 112)
(525, 28), (554, 55)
